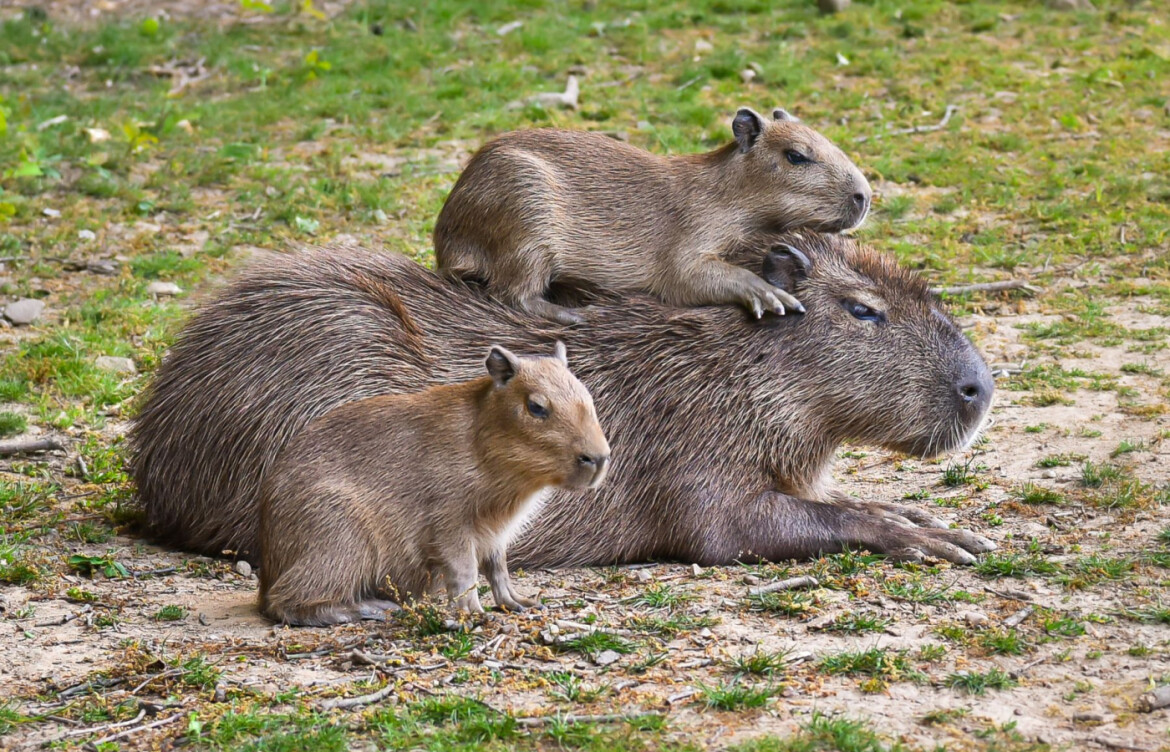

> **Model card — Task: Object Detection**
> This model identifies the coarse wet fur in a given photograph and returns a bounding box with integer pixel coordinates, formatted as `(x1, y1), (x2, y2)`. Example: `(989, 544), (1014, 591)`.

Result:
(259, 343), (609, 626)
(131, 232), (996, 569)
(434, 107), (872, 324)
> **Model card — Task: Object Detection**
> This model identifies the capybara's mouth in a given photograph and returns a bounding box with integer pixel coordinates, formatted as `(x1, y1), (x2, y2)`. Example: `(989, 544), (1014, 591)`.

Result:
(897, 409), (992, 459)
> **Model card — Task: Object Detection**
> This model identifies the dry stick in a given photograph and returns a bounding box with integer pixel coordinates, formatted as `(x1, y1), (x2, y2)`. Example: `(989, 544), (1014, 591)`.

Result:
(933, 280), (1042, 296)
(83, 712), (183, 751)
(320, 683), (396, 711)
(747, 575), (818, 596)
(983, 585), (1033, 603)
(855, 104), (959, 143)
(0, 438), (64, 456)
(65, 708), (147, 738)
(516, 712), (664, 728)
(1003, 605), (1035, 628)
(1138, 685), (1170, 713)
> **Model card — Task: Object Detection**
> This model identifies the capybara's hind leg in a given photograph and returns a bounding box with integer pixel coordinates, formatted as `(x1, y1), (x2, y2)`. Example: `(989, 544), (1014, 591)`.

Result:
(494, 246), (585, 325)
(263, 599), (363, 627)
(355, 599), (402, 621)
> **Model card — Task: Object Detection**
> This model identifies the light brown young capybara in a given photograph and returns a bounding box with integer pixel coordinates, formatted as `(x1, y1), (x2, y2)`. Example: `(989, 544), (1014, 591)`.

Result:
(433, 108), (871, 324)
(258, 342), (607, 626)
(131, 232), (995, 569)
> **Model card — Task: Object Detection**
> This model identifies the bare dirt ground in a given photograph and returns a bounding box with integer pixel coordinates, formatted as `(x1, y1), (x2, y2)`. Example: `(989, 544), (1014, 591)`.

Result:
(3, 289), (1168, 751)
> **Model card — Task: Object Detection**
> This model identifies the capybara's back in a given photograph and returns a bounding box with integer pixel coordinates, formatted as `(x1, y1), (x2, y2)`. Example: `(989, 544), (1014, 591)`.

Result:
(131, 250), (445, 560)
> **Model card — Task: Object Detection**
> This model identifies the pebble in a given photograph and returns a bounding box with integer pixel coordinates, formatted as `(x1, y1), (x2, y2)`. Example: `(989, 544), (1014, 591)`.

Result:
(1040, 470), (1056, 479)
(147, 281), (182, 296)
(1072, 711), (1106, 723)
(594, 649), (621, 667)
(4, 298), (45, 325)
(78, 229), (96, 241)
(635, 568), (653, 583)
(694, 39), (713, 53)
(95, 356), (137, 375)
(42, 207), (61, 218)
(818, 0), (851, 12)
(235, 560), (252, 578)
(740, 68), (756, 84)
(960, 611), (989, 626)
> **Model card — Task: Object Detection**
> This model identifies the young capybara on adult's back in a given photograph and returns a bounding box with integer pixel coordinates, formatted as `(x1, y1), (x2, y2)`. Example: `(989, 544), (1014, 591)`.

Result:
(259, 342), (608, 626)
(131, 232), (995, 569)
(434, 108), (872, 324)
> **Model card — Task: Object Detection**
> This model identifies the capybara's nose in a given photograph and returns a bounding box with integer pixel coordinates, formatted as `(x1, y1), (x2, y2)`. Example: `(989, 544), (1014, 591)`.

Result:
(852, 192), (869, 211)
(955, 361), (994, 419)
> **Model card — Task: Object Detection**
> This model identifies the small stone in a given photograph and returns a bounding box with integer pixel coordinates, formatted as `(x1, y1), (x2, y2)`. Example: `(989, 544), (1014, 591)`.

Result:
(86, 259), (119, 276)
(198, 612), (210, 626)
(235, 560), (252, 578)
(635, 568), (653, 583)
(740, 68), (756, 84)
(960, 611), (989, 626)
(694, 39), (713, 54)
(95, 356), (137, 375)
(636, 120), (652, 131)
(213, 683), (226, 702)
(4, 298), (45, 325)
(176, 119), (194, 135)
(818, 0), (851, 13)
(42, 207), (61, 218)
(147, 281), (182, 296)
(691, 563), (702, 576)
(1040, 470), (1056, 479)
(699, 628), (713, 638)
(594, 649), (621, 667)
(78, 229), (96, 241)
(1072, 711), (1105, 723)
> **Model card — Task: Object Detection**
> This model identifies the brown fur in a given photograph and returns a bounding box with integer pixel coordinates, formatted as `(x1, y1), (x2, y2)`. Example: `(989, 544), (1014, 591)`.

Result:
(434, 108), (872, 324)
(258, 344), (608, 626)
(130, 232), (995, 570)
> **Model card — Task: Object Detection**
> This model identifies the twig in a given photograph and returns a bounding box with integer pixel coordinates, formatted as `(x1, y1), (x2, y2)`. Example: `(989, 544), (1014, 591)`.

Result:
(516, 711), (664, 727)
(83, 712), (183, 751)
(1010, 654), (1048, 680)
(933, 279), (1041, 296)
(34, 607), (90, 627)
(131, 668), (183, 695)
(1003, 605), (1035, 628)
(1138, 685), (1170, 713)
(855, 104), (959, 143)
(666, 688), (697, 704)
(676, 76), (701, 91)
(983, 586), (1032, 602)
(319, 683), (395, 711)
(748, 575), (818, 596)
(58, 677), (124, 699)
(66, 708), (146, 738)
(0, 438), (64, 456)
(130, 566), (178, 579)
(1092, 736), (1153, 752)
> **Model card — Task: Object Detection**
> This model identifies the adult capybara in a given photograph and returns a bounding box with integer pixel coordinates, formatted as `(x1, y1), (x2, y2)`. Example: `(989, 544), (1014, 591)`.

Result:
(259, 342), (608, 626)
(130, 232), (995, 568)
(434, 108), (871, 324)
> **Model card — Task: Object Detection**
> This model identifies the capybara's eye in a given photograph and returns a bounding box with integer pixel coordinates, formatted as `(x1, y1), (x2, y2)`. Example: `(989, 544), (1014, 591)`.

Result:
(527, 400), (549, 419)
(843, 300), (886, 323)
(785, 150), (811, 166)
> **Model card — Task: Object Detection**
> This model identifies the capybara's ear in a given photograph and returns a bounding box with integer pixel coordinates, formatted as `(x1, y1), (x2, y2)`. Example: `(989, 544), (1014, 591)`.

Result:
(486, 346), (520, 386)
(762, 243), (812, 292)
(772, 108), (799, 122)
(553, 341), (568, 365)
(732, 108), (766, 152)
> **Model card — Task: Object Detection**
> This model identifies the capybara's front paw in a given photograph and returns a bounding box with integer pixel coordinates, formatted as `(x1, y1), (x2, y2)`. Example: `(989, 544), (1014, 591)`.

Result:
(901, 527), (996, 565)
(738, 276), (804, 318)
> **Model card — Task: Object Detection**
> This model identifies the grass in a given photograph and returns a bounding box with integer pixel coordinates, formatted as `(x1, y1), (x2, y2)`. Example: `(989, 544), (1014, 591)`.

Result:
(819, 648), (924, 692)
(698, 680), (776, 711)
(1011, 483), (1064, 506)
(945, 667), (1017, 695)
(727, 648), (791, 678)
